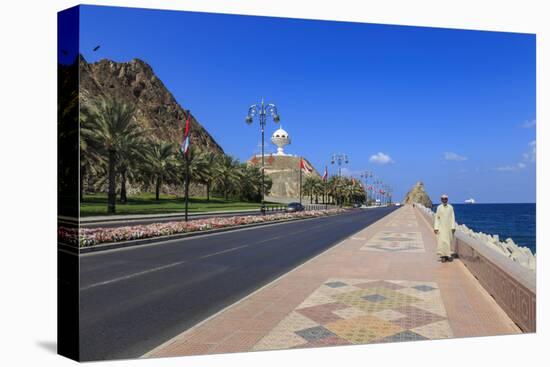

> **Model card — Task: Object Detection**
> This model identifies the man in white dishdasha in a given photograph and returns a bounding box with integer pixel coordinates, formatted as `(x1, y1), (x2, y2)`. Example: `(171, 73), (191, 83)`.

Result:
(434, 194), (456, 262)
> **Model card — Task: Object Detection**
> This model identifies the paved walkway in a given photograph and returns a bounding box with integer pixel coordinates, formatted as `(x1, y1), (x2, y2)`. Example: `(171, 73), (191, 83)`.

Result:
(146, 205), (520, 358)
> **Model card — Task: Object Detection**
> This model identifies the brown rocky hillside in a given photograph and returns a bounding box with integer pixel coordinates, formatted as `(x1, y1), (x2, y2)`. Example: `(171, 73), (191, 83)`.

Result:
(403, 181), (433, 208)
(79, 55), (224, 154)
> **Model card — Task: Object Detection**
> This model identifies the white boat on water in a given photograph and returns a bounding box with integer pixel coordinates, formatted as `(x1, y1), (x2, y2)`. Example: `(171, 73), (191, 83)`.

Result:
(464, 198), (476, 204)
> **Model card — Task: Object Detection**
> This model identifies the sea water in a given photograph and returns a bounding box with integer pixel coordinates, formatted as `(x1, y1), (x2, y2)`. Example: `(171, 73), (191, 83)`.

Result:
(433, 203), (536, 254)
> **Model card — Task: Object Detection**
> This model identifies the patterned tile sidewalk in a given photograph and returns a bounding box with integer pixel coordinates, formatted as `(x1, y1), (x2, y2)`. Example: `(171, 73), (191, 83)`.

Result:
(360, 231), (424, 253)
(146, 205), (520, 358)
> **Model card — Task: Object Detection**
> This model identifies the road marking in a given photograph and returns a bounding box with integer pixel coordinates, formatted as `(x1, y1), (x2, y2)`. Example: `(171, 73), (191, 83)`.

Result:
(80, 260), (189, 291)
(79, 215), (379, 290)
(198, 244), (249, 259)
(80, 228), (318, 291)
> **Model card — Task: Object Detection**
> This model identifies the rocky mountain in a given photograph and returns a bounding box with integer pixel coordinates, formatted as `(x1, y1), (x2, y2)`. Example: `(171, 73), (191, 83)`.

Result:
(403, 181), (433, 208)
(79, 56), (224, 154)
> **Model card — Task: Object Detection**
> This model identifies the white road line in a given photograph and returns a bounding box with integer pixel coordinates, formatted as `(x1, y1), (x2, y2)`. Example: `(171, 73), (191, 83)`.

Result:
(198, 244), (249, 259)
(80, 260), (189, 291)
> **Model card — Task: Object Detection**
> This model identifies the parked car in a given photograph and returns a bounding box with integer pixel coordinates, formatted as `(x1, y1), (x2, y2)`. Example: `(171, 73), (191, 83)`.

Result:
(352, 202), (362, 208)
(286, 202), (305, 212)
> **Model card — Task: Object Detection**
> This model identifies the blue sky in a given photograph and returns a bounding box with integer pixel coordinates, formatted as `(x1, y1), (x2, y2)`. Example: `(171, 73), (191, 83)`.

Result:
(77, 5), (536, 203)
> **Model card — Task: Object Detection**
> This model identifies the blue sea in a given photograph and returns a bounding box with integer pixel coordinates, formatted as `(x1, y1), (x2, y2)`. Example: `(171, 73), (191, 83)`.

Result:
(432, 203), (536, 254)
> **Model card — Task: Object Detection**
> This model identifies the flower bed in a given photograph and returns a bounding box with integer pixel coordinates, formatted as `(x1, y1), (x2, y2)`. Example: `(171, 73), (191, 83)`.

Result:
(59, 209), (349, 248)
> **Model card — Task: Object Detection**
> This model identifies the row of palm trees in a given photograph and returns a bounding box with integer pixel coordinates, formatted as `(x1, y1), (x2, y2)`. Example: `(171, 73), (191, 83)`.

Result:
(302, 175), (366, 206)
(80, 97), (271, 214)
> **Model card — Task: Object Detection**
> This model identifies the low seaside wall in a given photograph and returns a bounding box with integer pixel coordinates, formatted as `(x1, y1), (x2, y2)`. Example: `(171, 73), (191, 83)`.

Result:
(415, 204), (536, 332)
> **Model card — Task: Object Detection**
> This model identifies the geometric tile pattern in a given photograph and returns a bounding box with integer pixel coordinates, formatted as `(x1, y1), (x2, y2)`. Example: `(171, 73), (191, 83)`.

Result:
(252, 279), (453, 351)
(385, 220), (418, 229)
(360, 231), (425, 253)
(385, 212), (418, 229)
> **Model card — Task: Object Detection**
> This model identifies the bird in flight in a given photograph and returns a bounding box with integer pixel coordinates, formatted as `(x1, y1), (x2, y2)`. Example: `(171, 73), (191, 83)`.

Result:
(93, 45), (100, 52)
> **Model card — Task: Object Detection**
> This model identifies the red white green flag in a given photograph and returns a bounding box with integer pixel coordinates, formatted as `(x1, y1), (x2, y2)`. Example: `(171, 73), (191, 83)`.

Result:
(180, 111), (191, 156)
(300, 158), (313, 173)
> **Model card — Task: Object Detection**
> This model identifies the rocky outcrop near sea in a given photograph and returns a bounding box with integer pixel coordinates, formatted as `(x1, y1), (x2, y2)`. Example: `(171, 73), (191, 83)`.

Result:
(403, 181), (433, 208)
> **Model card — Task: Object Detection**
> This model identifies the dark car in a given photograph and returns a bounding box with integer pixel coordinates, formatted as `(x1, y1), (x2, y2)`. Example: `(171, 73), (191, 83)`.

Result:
(286, 202), (305, 212)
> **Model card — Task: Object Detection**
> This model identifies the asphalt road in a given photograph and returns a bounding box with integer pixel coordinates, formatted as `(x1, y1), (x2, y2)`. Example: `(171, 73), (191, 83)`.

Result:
(78, 206), (398, 361)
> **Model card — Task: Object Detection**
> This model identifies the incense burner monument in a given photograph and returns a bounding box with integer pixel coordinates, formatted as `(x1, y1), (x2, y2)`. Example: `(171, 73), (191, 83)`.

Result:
(247, 127), (319, 202)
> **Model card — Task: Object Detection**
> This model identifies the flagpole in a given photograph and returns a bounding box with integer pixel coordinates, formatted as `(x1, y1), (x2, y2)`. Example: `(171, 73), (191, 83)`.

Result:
(299, 157), (303, 205)
(185, 152), (189, 222)
(183, 109), (191, 222)
(324, 181), (327, 210)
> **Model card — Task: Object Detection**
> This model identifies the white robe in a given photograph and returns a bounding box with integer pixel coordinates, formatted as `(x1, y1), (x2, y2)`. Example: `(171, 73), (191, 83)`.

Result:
(434, 204), (456, 257)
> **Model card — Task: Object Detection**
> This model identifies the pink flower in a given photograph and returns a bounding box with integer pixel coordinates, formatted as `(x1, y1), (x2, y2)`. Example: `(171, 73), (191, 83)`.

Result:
(57, 208), (348, 247)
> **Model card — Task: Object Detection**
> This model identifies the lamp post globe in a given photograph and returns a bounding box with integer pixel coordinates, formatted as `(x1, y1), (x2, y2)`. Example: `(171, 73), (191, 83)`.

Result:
(245, 99), (280, 214)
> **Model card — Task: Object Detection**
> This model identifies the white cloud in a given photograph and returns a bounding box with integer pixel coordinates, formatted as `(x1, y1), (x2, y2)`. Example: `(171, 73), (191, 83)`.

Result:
(495, 140), (536, 172)
(369, 152), (394, 164)
(520, 119), (536, 128)
(495, 164), (523, 172)
(528, 140), (536, 162)
(444, 152), (467, 161)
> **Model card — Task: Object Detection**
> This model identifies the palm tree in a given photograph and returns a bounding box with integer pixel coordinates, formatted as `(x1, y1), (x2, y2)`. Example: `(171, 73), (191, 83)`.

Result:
(143, 141), (178, 201)
(172, 146), (213, 203)
(302, 176), (316, 204)
(312, 177), (324, 204)
(339, 178), (365, 206)
(80, 98), (142, 214)
(79, 106), (106, 202)
(198, 150), (219, 202)
(214, 155), (242, 201)
(342, 178), (354, 205)
(328, 176), (346, 206)
(238, 164), (272, 202)
(117, 135), (146, 203)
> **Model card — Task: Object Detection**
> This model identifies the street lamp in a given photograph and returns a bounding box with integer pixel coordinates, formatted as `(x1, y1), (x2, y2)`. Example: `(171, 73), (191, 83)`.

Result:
(246, 98), (280, 214)
(385, 185), (393, 205)
(360, 171), (373, 205)
(372, 178), (382, 206)
(331, 153), (349, 206)
(331, 153), (349, 177)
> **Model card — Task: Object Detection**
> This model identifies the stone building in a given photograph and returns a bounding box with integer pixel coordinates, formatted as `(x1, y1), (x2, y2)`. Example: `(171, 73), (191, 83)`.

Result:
(247, 127), (320, 202)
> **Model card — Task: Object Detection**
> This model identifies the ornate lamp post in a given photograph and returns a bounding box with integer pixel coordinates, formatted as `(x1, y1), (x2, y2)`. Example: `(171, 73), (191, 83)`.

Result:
(360, 171), (373, 205)
(373, 178), (382, 206)
(386, 185), (393, 205)
(246, 99), (280, 214)
(331, 153), (349, 206)
(331, 153), (349, 177)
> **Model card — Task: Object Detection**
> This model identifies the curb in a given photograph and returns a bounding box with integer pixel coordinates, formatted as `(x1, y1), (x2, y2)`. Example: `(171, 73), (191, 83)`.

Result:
(77, 208), (265, 225)
(61, 211), (350, 255)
